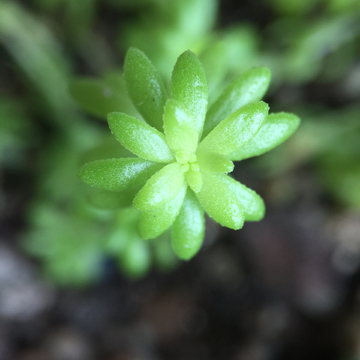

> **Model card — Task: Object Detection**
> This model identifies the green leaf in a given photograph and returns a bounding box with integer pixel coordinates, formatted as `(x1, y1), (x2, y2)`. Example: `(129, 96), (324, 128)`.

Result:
(69, 74), (139, 119)
(163, 99), (198, 154)
(87, 189), (137, 209)
(107, 112), (175, 163)
(196, 171), (244, 230)
(171, 50), (208, 136)
(78, 158), (164, 191)
(198, 101), (269, 156)
(133, 162), (185, 212)
(172, 189), (205, 260)
(138, 184), (187, 239)
(217, 174), (265, 221)
(203, 67), (271, 138)
(124, 47), (167, 131)
(228, 112), (301, 161)
(120, 238), (151, 279)
(185, 167), (203, 193)
(196, 149), (234, 173)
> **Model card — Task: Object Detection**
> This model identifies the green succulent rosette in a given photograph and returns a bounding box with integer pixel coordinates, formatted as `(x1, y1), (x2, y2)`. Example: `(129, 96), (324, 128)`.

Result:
(79, 47), (300, 260)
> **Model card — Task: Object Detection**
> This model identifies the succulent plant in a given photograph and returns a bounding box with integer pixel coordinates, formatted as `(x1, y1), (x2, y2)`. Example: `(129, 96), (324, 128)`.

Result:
(79, 47), (300, 260)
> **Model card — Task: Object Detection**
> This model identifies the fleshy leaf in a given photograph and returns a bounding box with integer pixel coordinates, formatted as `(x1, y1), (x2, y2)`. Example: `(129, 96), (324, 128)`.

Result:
(163, 99), (198, 153)
(133, 162), (185, 212)
(69, 73), (139, 119)
(108, 112), (175, 163)
(217, 174), (265, 221)
(196, 171), (244, 230)
(198, 101), (269, 156)
(196, 149), (234, 173)
(203, 67), (271, 138)
(172, 189), (205, 260)
(88, 189), (137, 209)
(228, 112), (301, 161)
(185, 167), (203, 193)
(171, 50), (208, 136)
(78, 158), (164, 191)
(120, 238), (151, 279)
(124, 47), (167, 131)
(138, 184), (187, 239)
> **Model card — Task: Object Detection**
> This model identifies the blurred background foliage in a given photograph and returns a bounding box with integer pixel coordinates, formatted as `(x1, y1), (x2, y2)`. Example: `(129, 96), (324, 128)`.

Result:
(1, 0), (360, 359)
(1, 0), (360, 287)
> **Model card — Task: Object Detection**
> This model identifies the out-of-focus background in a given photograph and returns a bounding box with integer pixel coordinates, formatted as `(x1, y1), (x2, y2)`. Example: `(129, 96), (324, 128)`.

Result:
(1, 0), (360, 359)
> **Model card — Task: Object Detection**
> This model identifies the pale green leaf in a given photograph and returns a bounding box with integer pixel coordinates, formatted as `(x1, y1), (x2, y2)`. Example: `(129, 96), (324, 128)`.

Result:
(185, 167), (202, 193)
(120, 238), (151, 279)
(228, 112), (301, 161)
(78, 158), (164, 191)
(199, 101), (269, 156)
(138, 184), (187, 239)
(203, 67), (271, 138)
(124, 47), (167, 131)
(217, 174), (265, 221)
(163, 99), (198, 153)
(107, 112), (175, 163)
(133, 162), (185, 212)
(172, 189), (205, 260)
(196, 149), (234, 173)
(196, 171), (244, 230)
(171, 50), (208, 136)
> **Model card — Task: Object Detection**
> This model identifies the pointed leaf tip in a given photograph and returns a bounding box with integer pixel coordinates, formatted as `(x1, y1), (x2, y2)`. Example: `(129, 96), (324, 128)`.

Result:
(107, 112), (174, 163)
(228, 112), (301, 161)
(199, 101), (269, 156)
(203, 67), (271, 137)
(172, 189), (205, 260)
(171, 50), (208, 137)
(124, 47), (167, 131)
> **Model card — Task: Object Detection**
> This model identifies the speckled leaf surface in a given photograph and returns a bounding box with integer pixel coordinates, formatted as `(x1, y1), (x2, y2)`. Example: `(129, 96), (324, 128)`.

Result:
(199, 101), (269, 156)
(124, 47), (167, 131)
(228, 112), (301, 161)
(163, 99), (198, 153)
(217, 174), (265, 221)
(108, 112), (174, 163)
(172, 189), (205, 260)
(203, 67), (271, 137)
(138, 184), (187, 239)
(171, 50), (208, 136)
(196, 149), (234, 173)
(196, 171), (244, 230)
(133, 162), (185, 212)
(78, 158), (164, 191)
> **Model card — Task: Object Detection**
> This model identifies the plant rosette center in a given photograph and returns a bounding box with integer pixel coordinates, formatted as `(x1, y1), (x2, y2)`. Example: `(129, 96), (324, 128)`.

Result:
(78, 47), (300, 260)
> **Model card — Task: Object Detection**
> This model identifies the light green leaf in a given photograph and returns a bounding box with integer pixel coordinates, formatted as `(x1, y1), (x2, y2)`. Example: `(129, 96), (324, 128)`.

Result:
(199, 101), (269, 156)
(138, 184), (187, 239)
(185, 167), (203, 193)
(217, 174), (265, 221)
(196, 171), (244, 230)
(107, 112), (175, 163)
(196, 149), (234, 173)
(228, 112), (301, 161)
(78, 158), (164, 191)
(171, 50), (208, 136)
(133, 162), (185, 212)
(163, 99), (198, 154)
(203, 67), (271, 138)
(172, 189), (205, 260)
(124, 47), (167, 131)
(120, 238), (151, 279)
